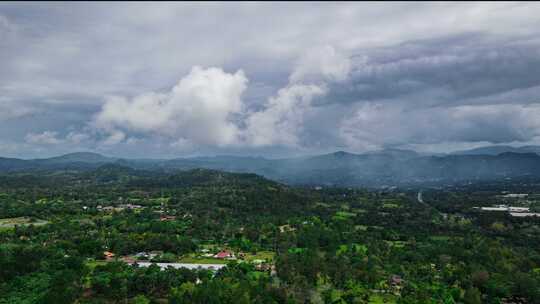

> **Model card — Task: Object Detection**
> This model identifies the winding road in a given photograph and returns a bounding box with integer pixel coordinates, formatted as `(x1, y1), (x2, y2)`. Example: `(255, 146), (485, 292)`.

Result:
(417, 191), (424, 204)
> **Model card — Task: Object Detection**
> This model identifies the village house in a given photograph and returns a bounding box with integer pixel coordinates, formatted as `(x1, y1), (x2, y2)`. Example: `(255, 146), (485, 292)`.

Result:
(279, 224), (296, 233)
(509, 212), (540, 217)
(160, 215), (177, 221)
(118, 204), (143, 210)
(502, 193), (528, 198)
(103, 251), (115, 260)
(254, 262), (271, 271)
(149, 251), (162, 260)
(477, 204), (530, 212)
(270, 265), (277, 276)
(214, 250), (234, 259)
(501, 296), (529, 304)
(508, 207), (530, 212)
(134, 252), (150, 259)
(389, 274), (404, 289)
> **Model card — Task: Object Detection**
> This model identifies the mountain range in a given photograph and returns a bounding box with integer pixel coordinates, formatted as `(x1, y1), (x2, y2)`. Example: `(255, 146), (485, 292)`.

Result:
(451, 145), (540, 156)
(3, 146), (540, 187)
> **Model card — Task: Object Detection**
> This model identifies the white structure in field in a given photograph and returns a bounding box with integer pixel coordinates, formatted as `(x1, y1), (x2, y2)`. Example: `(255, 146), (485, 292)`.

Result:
(477, 204), (540, 217)
(509, 212), (540, 217)
(480, 207), (509, 211)
(502, 193), (528, 198)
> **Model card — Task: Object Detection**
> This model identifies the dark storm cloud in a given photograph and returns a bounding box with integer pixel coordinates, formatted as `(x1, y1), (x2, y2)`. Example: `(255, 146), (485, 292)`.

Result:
(2, 2), (540, 157)
(324, 34), (540, 106)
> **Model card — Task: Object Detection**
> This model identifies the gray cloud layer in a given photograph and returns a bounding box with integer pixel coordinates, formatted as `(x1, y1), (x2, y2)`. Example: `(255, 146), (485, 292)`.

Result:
(1, 2), (540, 158)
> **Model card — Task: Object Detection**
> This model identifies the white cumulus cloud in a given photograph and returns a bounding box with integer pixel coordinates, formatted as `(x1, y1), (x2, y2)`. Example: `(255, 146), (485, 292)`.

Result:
(25, 131), (63, 145)
(244, 46), (349, 147)
(92, 47), (350, 150)
(94, 66), (248, 146)
(245, 84), (326, 147)
(289, 45), (351, 84)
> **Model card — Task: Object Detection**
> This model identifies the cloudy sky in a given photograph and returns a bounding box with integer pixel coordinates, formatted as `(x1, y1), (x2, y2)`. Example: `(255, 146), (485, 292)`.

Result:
(2, 2), (540, 158)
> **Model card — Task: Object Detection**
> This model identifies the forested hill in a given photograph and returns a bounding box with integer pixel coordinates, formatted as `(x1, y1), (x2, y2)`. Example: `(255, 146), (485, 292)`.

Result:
(0, 166), (280, 190)
(4, 150), (540, 187)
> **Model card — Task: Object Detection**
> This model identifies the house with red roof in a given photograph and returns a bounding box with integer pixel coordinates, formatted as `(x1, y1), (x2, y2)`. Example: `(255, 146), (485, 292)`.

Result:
(214, 250), (234, 259)
(103, 251), (115, 260)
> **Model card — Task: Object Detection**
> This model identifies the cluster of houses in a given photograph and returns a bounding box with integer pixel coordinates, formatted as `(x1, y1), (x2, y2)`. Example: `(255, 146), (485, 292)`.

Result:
(200, 249), (236, 260)
(105, 249), (241, 262)
(82, 199), (195, 224)
(134, 262), (226, 272)
(203, 249), (273, 271)
(133, 251), (161, 260)
(371, 274), (405, 295)
(102, 248), (273, 273)
(94, 204), (144, 212)
(87, 204), (188, 222)
(154, 209), (192, 219)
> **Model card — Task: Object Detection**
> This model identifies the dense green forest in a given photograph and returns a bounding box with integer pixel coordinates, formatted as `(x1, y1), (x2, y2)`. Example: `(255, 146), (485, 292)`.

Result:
(1, 167), (540, 303)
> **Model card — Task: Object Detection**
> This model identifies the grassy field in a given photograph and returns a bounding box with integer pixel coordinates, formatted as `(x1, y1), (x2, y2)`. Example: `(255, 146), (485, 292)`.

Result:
(368, 294), (397, 304)
(0, 217), (49, 228)
(333, 211), (357, 221)
(352, 208), (367, 214)
(429, 235), (463, 242)
(244, 251), (275, 262)
(385, 240), (408, 248)
(336, 211), (357, 217)
(429, 235), (452, 241)
(315, 202), (331, 208)
(381, 199), (401, 209)
(85, 259), (108, 271)
(355, 225), (368, 231)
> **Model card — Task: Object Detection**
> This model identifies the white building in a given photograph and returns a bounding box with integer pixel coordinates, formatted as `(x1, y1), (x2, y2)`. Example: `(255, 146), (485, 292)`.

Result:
(510, 212), (540, 217)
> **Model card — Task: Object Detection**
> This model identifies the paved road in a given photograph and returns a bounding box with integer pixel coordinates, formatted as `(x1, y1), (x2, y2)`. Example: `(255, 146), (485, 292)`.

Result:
(417, 190), (445, 217)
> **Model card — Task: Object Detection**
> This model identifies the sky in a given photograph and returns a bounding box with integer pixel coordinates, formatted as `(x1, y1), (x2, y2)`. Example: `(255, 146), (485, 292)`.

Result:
(1, 2), (540, 159)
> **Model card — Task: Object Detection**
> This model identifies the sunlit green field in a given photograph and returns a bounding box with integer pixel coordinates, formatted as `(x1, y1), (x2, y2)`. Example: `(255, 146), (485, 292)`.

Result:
(0, 217), (49, 229)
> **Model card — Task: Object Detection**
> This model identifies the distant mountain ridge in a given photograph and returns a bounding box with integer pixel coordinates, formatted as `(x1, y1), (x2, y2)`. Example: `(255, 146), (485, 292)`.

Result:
(452, 145), (540, 156)
(3, 148), (540, 187)
(0, 152), (115, 172)
(37, 152), (115, 163)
